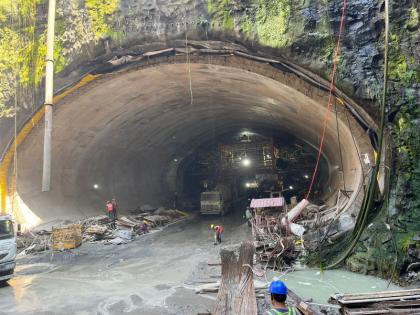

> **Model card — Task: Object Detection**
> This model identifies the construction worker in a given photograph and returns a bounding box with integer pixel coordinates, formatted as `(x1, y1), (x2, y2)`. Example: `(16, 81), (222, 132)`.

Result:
(106, 200), (116, 229)
(210, 224), (224, 245)
(111, 198), (119, 219)
(245, 207), (252, 227)
(267, 280), (298, 315)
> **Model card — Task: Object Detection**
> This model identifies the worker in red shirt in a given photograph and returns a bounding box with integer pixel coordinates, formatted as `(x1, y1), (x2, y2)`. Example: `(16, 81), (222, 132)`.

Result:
(106, 200), (116, 229)
(211, 224), (224, 245)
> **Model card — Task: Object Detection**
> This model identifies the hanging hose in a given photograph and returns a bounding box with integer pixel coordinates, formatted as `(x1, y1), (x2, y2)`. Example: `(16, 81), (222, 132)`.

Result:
(326, 0), (389, 269)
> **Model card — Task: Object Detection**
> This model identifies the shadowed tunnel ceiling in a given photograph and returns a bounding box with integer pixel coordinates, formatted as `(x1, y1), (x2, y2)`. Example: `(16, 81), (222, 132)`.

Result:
(15, 60), (374, 223)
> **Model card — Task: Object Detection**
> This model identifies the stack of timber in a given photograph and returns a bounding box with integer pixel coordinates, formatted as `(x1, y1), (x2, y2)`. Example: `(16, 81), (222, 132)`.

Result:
(52, 224), (82, 250)
(330, 289), (420, 314)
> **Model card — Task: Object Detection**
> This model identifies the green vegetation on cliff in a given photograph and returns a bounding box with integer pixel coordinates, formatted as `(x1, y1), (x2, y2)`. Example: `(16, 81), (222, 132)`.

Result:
(255, 0), (291, 47)
(389, 34), (419, 85)
(85, 0), (119, 39)
(206, 0), (292, 47)
(0, 0), (45, 116)
(207, 0), (234, 31)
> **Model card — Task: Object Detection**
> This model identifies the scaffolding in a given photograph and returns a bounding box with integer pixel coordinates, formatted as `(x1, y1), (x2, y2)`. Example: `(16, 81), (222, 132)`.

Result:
(219, 139), (276, 172)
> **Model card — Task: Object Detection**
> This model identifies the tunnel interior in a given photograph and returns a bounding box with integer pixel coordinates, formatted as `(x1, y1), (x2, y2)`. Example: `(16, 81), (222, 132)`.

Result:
(13, 60), (371, 226)
(174, 129), (329, 210)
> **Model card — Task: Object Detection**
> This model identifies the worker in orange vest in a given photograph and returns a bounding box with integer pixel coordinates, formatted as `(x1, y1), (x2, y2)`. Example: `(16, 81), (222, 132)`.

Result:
(211, 224), (224, 245)
(106, 200), (116, 229)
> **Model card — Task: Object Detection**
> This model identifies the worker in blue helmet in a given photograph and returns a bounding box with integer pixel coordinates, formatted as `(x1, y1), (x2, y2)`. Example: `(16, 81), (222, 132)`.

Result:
(266, 280), (298, 315)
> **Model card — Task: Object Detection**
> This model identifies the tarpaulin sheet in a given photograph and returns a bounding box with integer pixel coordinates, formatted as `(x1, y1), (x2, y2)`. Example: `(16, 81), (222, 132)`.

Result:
(250, 197), (285, 208)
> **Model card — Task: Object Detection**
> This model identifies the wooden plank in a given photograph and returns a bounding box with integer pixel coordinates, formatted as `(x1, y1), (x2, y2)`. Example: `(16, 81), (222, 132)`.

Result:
(346, 308), (418, 315)
(380, 300), (420, 308)
(334, 289), (420, 301)
(342, 297), (420, 315)
(345, 308), (390, 314)
(337, 294), (420, 305)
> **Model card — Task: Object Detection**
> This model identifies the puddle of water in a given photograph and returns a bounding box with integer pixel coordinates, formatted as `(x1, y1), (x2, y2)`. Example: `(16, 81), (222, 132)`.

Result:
(269, 269), (400, 304)
(15, 262), (57, 275)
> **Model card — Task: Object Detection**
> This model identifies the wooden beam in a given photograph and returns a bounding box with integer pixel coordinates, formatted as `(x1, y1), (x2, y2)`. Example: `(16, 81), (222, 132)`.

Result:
(333, 289), (420, 301)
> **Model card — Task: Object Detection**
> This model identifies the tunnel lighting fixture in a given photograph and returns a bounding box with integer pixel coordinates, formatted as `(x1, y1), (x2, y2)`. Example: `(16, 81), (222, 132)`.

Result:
(266, 154), (271, 159)
(93, 184), (99, 189)
(304, 174), (309, 179)
(289, 186), (294, 190)
(241, 158), (251, 167)
(173, 158), (178, 163)
(245, 182), (258, 188)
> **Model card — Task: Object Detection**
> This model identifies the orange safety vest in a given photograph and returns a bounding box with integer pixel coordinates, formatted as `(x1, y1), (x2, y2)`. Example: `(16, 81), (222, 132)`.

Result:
(215, 226), (224, 233)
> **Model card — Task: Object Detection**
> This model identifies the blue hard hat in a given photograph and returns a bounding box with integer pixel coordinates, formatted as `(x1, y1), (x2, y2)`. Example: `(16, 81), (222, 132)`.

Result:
(268, 280), (288, 295)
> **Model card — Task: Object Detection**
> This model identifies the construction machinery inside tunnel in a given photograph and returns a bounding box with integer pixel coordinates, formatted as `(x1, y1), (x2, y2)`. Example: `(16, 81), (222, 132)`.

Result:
(176, 130), (329, 209)
(10, 54), (375, 228)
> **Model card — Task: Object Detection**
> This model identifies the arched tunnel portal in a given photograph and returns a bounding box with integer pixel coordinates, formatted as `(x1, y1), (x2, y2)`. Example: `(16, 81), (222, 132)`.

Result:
(13, 53), (375, 226)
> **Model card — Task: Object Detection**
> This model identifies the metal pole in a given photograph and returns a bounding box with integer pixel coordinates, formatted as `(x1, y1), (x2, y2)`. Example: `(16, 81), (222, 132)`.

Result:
(42, 0), (56, 192)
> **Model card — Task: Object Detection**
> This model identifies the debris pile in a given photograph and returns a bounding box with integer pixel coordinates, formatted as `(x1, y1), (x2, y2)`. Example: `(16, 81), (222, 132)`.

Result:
(250, 191), (352, 270)
(17, 207), (188, 255)
(250, 198), (302, 270)
(17, 230), (52, 255)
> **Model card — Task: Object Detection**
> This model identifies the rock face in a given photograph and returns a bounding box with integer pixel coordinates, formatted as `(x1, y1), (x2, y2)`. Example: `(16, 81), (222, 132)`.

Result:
(0, 0), (418, 281)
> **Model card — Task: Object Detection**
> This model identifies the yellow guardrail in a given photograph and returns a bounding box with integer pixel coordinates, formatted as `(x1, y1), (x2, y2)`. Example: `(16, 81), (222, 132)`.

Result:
(0, 74), (100, 214)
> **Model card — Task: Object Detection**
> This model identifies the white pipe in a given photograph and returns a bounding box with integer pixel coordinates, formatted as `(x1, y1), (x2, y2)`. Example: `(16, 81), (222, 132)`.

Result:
(42, 0), (56, 192)
(281, 199), (309, 226)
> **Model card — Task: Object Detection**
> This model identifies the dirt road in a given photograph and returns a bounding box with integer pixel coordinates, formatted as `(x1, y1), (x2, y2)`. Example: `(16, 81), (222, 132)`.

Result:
(0, 212), (250, 315)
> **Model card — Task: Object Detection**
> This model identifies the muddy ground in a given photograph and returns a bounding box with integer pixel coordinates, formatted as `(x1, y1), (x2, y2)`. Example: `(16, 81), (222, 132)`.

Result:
(0, 212), (251, 315)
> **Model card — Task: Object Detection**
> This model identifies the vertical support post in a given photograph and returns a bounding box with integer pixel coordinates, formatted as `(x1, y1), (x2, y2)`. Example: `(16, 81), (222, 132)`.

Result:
(42, 0), (56, 192)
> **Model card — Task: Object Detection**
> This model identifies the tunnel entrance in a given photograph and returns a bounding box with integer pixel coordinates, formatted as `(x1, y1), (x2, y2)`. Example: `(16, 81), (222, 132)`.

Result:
(175, 130), (329, 212)
(12, 54), (374, 226)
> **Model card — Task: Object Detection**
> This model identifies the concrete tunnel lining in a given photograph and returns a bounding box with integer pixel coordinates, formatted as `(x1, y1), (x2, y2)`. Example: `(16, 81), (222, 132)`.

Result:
(13, 60), (374, 225)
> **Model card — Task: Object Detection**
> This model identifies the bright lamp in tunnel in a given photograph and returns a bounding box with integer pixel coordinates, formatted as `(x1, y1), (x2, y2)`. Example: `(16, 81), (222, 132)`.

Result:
(93, 184), (99, 189)
(289, 186), (294, 190)
(241, 158), (251, 167)
(304, 174), (309, 179)
(245, 181), (258, 188)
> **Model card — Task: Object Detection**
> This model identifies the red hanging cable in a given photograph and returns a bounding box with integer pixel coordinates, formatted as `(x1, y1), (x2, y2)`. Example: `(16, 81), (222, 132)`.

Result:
(305, 0), (347, 200)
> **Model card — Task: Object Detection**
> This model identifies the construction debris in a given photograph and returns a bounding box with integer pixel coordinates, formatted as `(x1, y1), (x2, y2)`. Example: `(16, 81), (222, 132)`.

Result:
(16, 207), (188, 254)
(249, 190), (354, 269)
(250, 197), (302, 269)
(17, 230), (52, 255)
